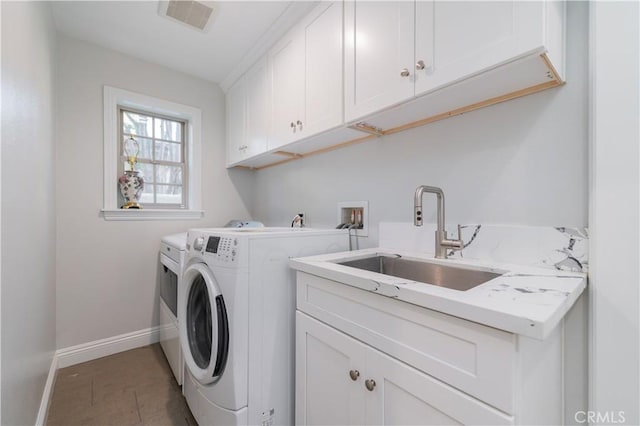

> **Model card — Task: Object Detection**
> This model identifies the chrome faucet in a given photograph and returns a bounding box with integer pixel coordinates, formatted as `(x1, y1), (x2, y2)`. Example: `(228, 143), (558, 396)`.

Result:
(414, 185), (463, 259)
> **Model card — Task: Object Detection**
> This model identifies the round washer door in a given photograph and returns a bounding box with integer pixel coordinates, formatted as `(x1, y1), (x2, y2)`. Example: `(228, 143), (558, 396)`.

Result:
(180, 262), (229, 385)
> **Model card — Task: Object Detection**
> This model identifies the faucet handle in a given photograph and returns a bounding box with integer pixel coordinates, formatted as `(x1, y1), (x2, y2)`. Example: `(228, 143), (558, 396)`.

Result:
(455, 224), (465, 249)
(441, 225), (464, 251)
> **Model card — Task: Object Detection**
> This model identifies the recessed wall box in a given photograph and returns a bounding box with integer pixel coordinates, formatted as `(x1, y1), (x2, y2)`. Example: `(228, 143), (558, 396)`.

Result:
(337, 201), (369, 237)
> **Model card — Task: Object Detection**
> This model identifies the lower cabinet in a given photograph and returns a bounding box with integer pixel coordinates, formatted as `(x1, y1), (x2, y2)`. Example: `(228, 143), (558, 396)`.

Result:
(296, 312), (513, 426)
(295, 272), (576, 425)
(296, 311), (365, 426)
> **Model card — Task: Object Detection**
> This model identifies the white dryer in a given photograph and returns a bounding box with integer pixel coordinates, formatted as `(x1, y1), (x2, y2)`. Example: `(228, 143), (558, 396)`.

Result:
(159, 232), (187, 386)
(179, 228), (348, 426)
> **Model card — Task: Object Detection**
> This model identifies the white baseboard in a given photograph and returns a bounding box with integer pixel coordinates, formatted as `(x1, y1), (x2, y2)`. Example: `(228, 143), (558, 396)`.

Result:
(36, 326), (166, 425)
(56, 326), (163, 369)
(35, 354), (58, 426)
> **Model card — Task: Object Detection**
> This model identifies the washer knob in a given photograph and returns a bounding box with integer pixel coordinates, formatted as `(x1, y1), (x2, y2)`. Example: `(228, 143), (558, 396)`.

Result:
(193, 237), (205, 251)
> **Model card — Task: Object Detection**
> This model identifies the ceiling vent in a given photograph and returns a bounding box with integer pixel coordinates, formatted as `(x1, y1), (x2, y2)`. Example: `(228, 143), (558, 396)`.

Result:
(158, 1), (217, 32)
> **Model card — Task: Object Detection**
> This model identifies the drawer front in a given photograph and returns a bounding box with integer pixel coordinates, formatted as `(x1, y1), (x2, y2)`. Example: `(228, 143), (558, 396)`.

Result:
(366, 331), (514, 425)
(296, 272), (516, 414)
(160, 241), (182, 264)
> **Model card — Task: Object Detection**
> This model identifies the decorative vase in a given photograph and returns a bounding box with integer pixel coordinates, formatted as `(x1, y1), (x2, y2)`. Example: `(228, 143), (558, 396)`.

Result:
(119, 170), (144, 209)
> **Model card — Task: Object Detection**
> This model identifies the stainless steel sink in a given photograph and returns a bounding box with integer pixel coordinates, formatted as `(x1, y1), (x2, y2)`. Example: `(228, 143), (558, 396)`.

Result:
(337, 255), (502, 291)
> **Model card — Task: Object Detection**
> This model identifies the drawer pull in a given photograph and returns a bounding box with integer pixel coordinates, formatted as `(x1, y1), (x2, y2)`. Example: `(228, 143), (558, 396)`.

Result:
(365, 379), (376, 391)
(349, 370), (360, 381)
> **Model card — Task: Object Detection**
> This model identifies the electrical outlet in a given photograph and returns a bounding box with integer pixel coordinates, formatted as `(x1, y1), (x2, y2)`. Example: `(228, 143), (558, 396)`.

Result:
(337, 201), (369, 237)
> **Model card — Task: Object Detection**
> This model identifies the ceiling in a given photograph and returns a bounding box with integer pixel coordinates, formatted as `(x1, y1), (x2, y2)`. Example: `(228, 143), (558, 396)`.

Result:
(52, 1), (306, 85)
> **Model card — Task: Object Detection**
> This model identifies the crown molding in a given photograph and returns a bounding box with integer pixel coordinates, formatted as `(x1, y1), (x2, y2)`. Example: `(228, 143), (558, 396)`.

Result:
(219, 1), (318, 93)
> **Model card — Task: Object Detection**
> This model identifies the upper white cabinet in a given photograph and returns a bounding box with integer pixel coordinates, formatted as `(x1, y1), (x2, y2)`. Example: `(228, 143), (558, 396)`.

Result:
(226, 0), (566, 169)
(269, 1), (344, 150)
(225, 76), (246, 166)
(226, 55), (270, 167)
(414, 1), (563, 95)
(302, 2), (344, 139)
(345, 0), (565, 122)
(344, 1), (416, 122)
(244, 57), (270, 159)
(269, 29), (303, 149)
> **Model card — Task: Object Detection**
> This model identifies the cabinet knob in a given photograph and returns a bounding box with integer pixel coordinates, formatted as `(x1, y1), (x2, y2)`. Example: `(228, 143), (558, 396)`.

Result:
(297, 120), (303, 131)
(238, 145), (247, 151)
(365, 379), (376, 391)
(349, 370), (360, 381)
(400, 68), (410, 77)
(290, 122), (296, 133)
(416, 60), (426, 70)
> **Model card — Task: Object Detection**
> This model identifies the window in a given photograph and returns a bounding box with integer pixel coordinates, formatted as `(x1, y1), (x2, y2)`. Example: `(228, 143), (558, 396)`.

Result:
(119, 107), (187, 208)
(103, 86), (203, 220)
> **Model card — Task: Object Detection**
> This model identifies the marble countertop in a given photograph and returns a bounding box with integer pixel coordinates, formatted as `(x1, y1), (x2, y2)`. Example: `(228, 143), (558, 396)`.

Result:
(290, 248), (587, 340)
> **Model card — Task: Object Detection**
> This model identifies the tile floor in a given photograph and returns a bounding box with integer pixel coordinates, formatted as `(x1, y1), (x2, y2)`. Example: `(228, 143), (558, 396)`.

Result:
(47, 344), (196, 426)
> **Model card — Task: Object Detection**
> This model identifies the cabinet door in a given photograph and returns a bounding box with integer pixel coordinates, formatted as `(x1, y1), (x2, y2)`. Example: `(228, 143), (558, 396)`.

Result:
(344, 0), (415, 122)
(415, 1), (547, 95)
(244, 56), (269, 157)
(301, 1), (344, 138)
(269, 29), (303, 150)
(296, 312), (366, 426)
(413, 0), (435, 94)
(225, 78), (246, 166)
(365, 347), (513, 426)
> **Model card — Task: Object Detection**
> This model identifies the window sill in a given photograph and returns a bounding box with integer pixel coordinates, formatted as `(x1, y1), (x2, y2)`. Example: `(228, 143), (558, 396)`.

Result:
(101, 209), (204, 221)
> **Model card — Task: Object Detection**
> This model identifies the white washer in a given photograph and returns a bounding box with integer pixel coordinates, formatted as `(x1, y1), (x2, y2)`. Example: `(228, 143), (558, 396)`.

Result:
(179, 227), (348, 426)
(159, 232), (187, 386)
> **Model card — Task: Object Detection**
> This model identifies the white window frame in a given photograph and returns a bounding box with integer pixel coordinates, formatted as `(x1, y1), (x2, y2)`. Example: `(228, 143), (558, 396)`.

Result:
(118, 106), (188, 208)
(102, 85), (203, 220)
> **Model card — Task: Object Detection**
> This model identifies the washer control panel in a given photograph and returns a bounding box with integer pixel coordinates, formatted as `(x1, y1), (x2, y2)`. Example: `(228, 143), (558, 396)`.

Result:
(204, 235), (237, 263)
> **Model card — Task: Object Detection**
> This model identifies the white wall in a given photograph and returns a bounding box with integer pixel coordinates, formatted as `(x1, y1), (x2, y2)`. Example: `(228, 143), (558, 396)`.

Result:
(253, 2), (589, 244)
(55, 35), (254, 349)
(589, 2), (639, 424)
(1, 2), (57, 424)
